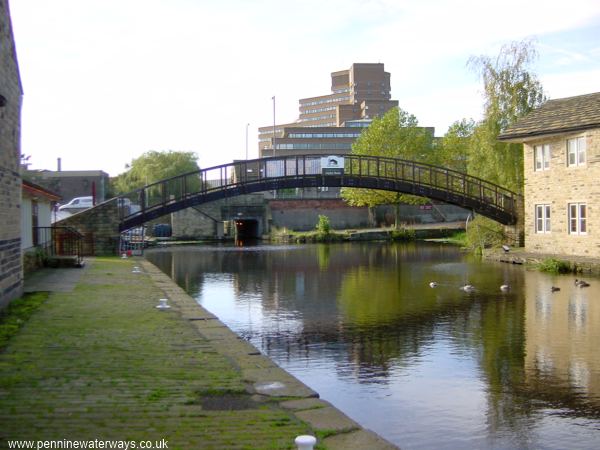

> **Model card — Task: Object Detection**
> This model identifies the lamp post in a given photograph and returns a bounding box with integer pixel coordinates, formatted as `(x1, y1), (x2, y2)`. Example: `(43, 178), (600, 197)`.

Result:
(245, 123), (250, 160)
(272, 95), (276, 157)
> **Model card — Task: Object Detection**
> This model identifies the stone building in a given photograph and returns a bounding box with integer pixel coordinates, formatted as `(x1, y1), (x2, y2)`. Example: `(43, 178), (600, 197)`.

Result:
(499, 92), (600, 257)
(25, 169), (109, 205)
(0, 0), (23, 308)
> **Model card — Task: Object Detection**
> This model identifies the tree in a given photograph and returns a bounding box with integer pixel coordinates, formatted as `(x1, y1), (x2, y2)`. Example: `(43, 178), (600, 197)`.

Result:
(111, 150), (200, 196)
(467, 39), (546, 193)
(437, 119), (475, 173)
(341, 107), (435, 228)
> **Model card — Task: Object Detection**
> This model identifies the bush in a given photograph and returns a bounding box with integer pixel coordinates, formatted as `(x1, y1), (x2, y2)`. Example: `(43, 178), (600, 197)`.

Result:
(390, 228), (416, 241)
(465, 216), (506, 254)
(316, 215), (331, 235)
(537, 258), (571, 274)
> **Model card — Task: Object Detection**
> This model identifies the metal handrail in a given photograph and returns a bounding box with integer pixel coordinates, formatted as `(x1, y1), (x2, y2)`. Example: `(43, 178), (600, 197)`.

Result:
(115, 154), (520, 230)
(32, 226), (84, 266)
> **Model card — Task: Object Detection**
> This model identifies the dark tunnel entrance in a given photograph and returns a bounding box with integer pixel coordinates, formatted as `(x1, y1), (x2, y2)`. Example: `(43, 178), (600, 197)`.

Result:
(234, 219), (259, 240)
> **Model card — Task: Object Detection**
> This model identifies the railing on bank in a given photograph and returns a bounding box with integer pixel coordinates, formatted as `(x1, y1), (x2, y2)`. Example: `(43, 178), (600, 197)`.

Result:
(116, 154), (520, 230)
(32, 226), (84, 266)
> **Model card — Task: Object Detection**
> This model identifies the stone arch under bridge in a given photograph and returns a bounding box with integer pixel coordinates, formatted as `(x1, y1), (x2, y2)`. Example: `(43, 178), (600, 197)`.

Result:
(57, 155), (523, 254)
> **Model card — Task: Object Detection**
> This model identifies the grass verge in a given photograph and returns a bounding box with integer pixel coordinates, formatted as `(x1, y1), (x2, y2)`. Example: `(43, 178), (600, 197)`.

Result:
(0, 292), (49, 350)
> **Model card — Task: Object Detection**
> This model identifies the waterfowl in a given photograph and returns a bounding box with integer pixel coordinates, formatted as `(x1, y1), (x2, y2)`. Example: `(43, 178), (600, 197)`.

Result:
(429, 282), (438, 288)
(575, 279), (590, 287)
(551, 286), (560, 292)
(500, 284), (510, 292)
(460, 284), (476, 293)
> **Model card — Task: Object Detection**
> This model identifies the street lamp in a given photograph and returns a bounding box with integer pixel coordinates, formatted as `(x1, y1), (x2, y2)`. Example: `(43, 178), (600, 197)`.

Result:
(272, 95), (276, 157)
(245, 123), (250, 160)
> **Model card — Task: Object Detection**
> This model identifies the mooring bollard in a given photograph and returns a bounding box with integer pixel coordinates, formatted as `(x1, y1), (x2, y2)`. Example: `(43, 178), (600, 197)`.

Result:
(295, 435), (316, 450)
(156, 298), (170, 310)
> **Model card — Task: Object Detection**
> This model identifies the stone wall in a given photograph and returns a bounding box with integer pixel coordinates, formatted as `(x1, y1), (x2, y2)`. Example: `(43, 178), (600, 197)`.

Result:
(172, 195), (267, 239)
(25, 170), (109, 204)
(0, 0), (23, 309)
(524, 128), (600, 257)
(270, 199), (370, 231)
(56, 199), (121, 255)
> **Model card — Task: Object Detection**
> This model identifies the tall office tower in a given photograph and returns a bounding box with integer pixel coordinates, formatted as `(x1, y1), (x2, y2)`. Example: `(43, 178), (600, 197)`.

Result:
(258, 63), (399, 157)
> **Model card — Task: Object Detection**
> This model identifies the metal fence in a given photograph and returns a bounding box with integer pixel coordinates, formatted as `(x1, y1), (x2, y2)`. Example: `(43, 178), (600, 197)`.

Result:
(32, 226), (84, 266)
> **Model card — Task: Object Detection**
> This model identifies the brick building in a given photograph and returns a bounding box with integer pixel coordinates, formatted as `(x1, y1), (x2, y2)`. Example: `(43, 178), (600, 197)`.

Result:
(499, 92), (600, 257)
(0, 0), (23, 308)
(258, 63), (399, 158)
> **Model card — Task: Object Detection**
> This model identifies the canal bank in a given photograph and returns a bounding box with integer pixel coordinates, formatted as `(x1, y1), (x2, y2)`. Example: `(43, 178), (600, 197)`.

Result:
(484, 247), (600, 274)
(265, 221), (465, 243)
(1, 257), (397, 450)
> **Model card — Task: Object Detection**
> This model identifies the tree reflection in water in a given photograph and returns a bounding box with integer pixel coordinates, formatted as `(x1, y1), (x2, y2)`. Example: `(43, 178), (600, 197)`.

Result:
(146, 243), (600, 450)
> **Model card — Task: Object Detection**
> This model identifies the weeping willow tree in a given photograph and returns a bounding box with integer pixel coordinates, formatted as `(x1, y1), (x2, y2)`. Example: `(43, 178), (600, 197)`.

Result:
(110, 150), (201, 199)
(341, 107), (435, 228)
(467, 39), (546, 194)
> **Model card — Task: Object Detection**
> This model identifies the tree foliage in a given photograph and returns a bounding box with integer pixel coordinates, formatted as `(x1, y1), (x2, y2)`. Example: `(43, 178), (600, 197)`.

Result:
(341, 107), (435, 227)
(111, 150), (200, 195)
(467, 39), (546, 193)
(436, 119), (475, 173)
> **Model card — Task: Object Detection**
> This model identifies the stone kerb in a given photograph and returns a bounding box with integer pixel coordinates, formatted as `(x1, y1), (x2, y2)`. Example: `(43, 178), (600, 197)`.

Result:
(56, 199), (121, 255)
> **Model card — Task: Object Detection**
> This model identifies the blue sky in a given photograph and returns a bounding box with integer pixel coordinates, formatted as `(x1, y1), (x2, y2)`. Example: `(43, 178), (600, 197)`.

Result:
(9, 0), (600, 176)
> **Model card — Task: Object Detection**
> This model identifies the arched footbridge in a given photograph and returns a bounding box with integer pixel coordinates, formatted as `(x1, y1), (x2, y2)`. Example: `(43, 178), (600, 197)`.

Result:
(116, 154), (520, 231)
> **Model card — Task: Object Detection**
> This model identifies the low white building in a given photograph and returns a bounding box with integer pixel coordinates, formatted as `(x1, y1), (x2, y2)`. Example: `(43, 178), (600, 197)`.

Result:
(21, 180), (60, 271)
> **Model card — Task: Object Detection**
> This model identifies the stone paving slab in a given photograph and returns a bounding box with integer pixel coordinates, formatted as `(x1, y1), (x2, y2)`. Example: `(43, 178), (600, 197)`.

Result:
(324, 429), (400, 450)
(23, 262), (90, 293)
(295, 406), (360, 433)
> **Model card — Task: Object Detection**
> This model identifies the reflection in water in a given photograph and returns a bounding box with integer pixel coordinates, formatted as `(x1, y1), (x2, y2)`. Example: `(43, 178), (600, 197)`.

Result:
(146, 243), (600, 450)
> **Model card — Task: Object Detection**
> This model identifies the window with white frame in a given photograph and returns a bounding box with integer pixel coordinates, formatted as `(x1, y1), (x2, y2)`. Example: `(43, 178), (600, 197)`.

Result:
(567, 137), (586, 167)
(535, 204), (551, 233)
(534, 144), (550, 171)
(568, 203), (587, 235)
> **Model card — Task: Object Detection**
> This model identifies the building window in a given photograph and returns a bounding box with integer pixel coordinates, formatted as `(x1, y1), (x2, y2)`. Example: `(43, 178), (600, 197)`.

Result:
(535, 204), (551, 233)
(534, 144), (550, 171)
(568, 203), (587, 235)
(567, 137), (586, 167)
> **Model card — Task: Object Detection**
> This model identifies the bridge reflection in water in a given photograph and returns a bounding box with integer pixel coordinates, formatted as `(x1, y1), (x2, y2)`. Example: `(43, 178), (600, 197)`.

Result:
(118, 155), (520, 231)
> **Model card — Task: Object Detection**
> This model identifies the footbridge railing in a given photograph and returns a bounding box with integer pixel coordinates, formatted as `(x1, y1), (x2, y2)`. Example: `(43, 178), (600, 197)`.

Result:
(116, 154), (520, 231)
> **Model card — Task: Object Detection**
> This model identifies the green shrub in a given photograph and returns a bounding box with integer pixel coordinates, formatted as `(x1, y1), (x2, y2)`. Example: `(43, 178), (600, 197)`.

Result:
(315, 215), (331, 235)
(390, 228), (416, 241)
(465, 216), (506, 254)
(537, 258), (571, 274)
(447, 231), (467, 246)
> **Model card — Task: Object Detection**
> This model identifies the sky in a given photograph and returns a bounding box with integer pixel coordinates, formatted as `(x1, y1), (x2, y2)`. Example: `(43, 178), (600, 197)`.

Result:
(9, 0), (600, 177)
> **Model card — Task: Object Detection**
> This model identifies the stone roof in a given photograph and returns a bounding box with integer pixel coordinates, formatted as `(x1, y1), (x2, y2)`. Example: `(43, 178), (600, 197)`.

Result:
(498, 92), (600, 141)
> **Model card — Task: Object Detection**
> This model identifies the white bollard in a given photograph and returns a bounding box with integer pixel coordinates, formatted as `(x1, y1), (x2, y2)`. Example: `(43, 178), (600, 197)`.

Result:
(295, 435), (316, 450)
(156, 298), (171, 310)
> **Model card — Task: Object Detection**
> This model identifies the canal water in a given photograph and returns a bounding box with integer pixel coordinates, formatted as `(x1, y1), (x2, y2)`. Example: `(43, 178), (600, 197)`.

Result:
(146, 243), (600, 450)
